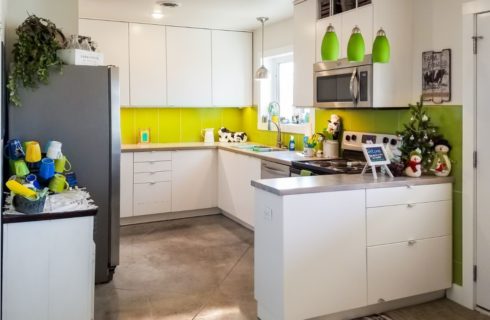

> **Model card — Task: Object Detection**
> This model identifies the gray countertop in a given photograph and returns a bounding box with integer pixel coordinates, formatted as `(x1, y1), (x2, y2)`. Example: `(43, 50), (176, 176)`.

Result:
(251, 175), (454, 196)
(122, 142), (319, 165)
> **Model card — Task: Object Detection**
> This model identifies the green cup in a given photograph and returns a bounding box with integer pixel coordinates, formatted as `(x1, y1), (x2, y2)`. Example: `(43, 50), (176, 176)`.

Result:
(48, 174), (70, 193)
(12, 159), (30, 177)
(54, 155), (72, 173)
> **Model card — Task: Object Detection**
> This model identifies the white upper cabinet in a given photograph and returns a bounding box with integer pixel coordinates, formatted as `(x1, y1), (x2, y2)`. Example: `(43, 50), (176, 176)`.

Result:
(166, 26), (212, 107)
(79, 19), (130, 106)
(316, 15), (342, 62)
(372, 0), (413, 108)
(340, 5), (373, 58)
(294, 0), (317, 107)
(212, 30), (252, 107)
(129, 23), (166, 106)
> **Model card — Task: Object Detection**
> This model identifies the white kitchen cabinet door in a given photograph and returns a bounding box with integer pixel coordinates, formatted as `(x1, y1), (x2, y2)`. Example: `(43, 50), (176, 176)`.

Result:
(294, 0), (316, 107)
(316, 15), (342, 62)
(212, 30), (252, 107)
(372, 0), (413, 108)
(367, 236), (452, 304)
(129, 23), (166, 106)
(171, 150), (218, 212)
(3, 217), (94, 320)
(218, 150), (239, 217)
(340, 5), (373, 58)
(79, 19), (130, 106)
(120, 152), (133, 218)
(133, 182), (171, 216)
(236, 154), (261, 227)
(166, 26), (212, 107)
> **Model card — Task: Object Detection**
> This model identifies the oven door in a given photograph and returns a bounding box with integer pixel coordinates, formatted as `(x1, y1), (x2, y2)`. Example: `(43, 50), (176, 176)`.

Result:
(314, 65), (372, 108)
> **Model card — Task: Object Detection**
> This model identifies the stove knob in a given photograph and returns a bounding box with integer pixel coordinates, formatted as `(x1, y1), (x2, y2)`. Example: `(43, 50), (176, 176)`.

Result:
(390, 139), (398, 146)
(345, 135), (351, 141)
(383, 137), (389, 144)
(351, 135), (357, 141)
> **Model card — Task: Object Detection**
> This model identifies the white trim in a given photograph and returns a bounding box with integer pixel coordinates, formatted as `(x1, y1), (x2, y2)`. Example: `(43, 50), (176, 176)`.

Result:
(449, 0), (490, 310)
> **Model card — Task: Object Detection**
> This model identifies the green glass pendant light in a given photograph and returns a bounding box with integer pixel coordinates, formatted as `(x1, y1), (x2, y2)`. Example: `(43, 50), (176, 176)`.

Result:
(347, 25), (365, 62)
(321, 24), (340, 61)
(372, 28), (390, 63)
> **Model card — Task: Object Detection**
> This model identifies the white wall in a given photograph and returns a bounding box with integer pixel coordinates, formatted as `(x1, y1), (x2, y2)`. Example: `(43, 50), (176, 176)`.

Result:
(412, 0), (471, 105)
(253, 17), (294, 105)
(5, 0), (78, 61)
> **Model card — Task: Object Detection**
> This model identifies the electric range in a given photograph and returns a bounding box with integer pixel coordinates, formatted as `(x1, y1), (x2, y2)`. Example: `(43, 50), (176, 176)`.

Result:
(291, 131), (401, 176)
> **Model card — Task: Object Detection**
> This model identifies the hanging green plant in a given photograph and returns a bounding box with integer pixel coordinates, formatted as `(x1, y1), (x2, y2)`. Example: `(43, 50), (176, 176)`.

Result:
(7, 14), (66, 106)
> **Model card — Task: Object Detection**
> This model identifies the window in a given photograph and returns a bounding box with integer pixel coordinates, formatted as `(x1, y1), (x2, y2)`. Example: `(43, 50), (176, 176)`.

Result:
(259, 52), (312, 134)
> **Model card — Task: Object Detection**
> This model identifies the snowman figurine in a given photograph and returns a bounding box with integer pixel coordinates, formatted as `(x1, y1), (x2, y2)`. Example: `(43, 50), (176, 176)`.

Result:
(405, 149), (423, 178)
(430, 139), (452, 177)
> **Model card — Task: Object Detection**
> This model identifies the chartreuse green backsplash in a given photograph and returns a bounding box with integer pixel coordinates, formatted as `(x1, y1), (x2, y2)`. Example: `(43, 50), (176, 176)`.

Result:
(121, 105), (463, 285)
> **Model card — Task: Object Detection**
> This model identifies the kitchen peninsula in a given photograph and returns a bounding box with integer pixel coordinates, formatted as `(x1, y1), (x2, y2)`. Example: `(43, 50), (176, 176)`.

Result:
(252, 175), (453, 320)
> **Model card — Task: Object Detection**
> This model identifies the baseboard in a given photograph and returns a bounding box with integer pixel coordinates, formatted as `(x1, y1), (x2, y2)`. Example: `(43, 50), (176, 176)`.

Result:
(259, 291), (445, 320)
(120, 208), (221, 226)
(221, 210), (254, 230)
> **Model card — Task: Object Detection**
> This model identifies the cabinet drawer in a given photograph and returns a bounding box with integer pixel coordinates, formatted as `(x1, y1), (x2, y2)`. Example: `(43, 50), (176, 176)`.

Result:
(366, 183), (452, 207)
(367, 200), (451, 246)
(133, 182), (171, 216)
(134, 151), (171, 162)
(134, 171), (171, 183)
(134, 161), (171, 173)
(367, 236), (451, 304)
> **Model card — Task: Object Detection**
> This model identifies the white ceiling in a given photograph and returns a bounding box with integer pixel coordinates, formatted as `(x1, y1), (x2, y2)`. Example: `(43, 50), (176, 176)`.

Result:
(79, 0), (294, 31)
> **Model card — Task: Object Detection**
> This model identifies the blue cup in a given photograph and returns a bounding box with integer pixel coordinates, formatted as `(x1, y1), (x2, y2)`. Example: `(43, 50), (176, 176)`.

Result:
(65, 171), (78, 188)
(39, 158), (55, 180)
(4, 139), (25, 160)
(25, 174), (41, 190)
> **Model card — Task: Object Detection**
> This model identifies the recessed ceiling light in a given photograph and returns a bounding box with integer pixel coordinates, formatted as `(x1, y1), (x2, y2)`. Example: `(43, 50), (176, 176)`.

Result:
(152, 11), (164, 19)
(157, 1), (182, 8)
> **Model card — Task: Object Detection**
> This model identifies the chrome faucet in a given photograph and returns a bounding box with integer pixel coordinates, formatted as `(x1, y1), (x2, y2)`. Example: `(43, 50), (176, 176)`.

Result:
(267, 101), (282, 148)
(268, 119), (282, 148)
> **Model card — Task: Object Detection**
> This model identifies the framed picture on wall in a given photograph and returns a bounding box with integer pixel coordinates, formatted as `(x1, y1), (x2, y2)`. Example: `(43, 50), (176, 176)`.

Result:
(422, 49), (451, 103)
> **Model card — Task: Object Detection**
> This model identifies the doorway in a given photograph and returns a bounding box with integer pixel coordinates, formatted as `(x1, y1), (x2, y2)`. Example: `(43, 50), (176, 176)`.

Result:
(476, 10), (490, 312)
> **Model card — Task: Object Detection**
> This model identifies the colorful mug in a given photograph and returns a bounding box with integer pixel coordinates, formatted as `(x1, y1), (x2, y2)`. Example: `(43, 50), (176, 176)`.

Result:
(4, 139), (25, 160)
(49, 174), (70, 193)
(25, 141), (42, 163)
(25, 174), (41, 190)
(39, 158), (55, 180)
(12, 159), (30, 177)
(65, 172), (78, 188)
(54, 155), (72, 173)
(46, 141), (63, 160)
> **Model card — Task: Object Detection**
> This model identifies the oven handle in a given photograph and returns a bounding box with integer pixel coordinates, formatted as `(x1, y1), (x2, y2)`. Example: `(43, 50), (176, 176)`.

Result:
(349, 68), (359, 105)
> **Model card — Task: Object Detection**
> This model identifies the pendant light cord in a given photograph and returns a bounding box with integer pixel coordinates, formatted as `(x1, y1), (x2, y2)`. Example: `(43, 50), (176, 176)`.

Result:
(261, 19), (265, 66)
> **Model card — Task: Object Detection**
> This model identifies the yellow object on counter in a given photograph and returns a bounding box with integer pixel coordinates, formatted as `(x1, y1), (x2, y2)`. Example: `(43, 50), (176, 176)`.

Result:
(6, 180), (37, 199)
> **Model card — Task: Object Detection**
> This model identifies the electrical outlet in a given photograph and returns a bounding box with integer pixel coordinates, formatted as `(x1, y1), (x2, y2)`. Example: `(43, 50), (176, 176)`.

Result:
(264, 207), (272, 221)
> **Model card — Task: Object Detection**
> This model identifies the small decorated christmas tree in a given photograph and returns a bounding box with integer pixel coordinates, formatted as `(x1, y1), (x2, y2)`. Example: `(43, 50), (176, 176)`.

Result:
(397, 97), (443, 171)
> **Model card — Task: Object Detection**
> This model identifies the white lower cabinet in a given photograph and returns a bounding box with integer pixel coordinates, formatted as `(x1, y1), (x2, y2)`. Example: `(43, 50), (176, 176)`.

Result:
(133, 181), (172, 216)
(366, 183), (452, 305)
(3, 217), (95, 320)
(367, 236), (452, 304)
(171, 150), (217, 212)
(218, 149), (261, 227)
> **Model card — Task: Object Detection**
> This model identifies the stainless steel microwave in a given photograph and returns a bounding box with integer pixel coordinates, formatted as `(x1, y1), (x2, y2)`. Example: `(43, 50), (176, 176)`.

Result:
(314, 55), (373, 108)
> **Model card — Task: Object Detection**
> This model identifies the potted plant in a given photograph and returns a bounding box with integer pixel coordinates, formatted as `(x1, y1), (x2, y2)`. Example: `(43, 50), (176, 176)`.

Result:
(7, 15), (66, 106)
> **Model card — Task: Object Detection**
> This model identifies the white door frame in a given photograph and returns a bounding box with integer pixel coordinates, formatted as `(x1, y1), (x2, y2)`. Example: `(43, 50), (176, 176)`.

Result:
(452, 0), (490, 310)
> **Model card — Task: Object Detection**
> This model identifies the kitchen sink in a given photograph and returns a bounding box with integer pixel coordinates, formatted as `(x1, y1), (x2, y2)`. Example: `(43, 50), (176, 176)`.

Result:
(231, 145), (285, 152)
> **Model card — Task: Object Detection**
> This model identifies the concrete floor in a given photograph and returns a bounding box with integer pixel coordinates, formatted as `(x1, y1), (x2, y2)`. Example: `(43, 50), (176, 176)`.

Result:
(95, 215), (489, 320)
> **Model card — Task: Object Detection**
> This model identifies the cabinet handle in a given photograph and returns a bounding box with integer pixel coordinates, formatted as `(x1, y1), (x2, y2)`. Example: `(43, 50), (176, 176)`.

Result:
(149, 182), (156, 185)
(378, 298), (385, 303)
(408, 240), (417, 246)
(407, 203), (415, 208)
(406, 185), (412, 189)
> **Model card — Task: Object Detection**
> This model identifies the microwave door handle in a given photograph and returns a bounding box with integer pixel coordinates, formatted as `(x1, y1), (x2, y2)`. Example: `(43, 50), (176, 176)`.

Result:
(349, 68), (359, 105)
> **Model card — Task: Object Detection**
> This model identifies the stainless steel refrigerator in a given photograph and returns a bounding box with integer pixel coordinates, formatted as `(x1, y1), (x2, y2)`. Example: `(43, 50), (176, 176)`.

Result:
(7, 65), (120, 283)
